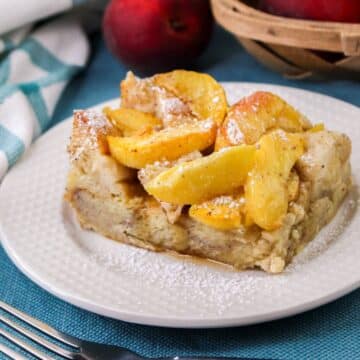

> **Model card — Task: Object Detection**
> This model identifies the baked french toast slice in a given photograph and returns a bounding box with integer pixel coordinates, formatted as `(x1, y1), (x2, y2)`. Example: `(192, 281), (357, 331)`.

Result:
(65, 71), (351, 273)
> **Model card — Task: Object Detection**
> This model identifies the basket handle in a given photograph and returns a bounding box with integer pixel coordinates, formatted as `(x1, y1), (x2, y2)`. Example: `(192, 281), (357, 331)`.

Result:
(341, 32), (360, 56)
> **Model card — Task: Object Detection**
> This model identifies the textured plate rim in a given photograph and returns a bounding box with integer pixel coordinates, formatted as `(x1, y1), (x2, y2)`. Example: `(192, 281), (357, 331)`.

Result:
(1, 82), (359, 328)
(1, 231), (359, 329)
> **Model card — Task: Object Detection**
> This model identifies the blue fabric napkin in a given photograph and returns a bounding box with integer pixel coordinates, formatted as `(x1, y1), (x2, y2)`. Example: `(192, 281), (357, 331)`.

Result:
(0, 0), (106, 179)
(0, 17), (89, 179)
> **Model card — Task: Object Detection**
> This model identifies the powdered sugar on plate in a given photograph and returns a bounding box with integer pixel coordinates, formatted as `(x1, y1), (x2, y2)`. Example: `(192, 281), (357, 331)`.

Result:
(63, 186), (358, 316)
(286, 187), (358, 271)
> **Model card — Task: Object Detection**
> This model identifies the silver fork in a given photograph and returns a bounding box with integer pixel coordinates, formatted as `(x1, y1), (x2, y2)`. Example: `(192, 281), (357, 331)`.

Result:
(0, 300), (263, 360)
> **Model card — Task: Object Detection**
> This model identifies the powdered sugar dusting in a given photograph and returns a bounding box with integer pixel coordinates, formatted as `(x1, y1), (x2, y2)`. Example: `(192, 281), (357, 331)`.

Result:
(226, 118), (244, 144)
(87, 243), (272, 314)
(158, 96), (187, 115)
(70, 110), (112, 162)
(212, 195), (245, 209)
(154, 87), (195, 126)
(65, 186), (358, 316)
(200, 118), (215, 130)
(138, 151), (202, 186)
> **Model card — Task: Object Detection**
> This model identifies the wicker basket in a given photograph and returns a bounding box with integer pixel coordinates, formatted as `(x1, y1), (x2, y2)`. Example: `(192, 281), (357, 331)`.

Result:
(211, 0), (360, 79)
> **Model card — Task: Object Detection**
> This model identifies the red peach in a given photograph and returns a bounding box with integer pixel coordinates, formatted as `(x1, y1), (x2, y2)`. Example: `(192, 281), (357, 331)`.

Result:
(103, 0), (213, 72)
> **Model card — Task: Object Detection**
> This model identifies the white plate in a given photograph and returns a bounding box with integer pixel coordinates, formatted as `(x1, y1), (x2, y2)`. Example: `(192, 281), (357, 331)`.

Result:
(1, 83), (360, 328)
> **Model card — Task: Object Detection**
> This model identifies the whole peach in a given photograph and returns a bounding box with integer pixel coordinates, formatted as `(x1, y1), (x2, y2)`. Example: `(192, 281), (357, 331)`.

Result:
(103, 0), (213, 72)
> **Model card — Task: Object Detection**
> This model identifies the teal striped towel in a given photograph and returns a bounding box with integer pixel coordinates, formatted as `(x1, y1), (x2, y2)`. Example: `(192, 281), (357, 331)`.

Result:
(0, 2), (92, 179)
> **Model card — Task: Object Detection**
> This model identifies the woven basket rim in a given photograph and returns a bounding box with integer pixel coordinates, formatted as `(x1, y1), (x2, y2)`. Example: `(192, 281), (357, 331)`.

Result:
(222, 0), (360, 30)
(212, 0), (360, 55)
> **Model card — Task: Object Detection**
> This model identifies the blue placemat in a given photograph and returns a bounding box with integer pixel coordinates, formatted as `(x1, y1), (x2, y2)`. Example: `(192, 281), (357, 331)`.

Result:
(1, 27), (360, 360)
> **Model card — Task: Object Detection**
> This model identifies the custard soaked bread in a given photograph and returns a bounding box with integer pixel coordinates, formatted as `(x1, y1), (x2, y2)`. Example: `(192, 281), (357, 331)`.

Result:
(65, 70), (351, 273)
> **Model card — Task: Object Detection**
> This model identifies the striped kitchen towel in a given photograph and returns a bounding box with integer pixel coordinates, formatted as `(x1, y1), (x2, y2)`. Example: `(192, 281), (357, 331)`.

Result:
(0, 1), (95, 179)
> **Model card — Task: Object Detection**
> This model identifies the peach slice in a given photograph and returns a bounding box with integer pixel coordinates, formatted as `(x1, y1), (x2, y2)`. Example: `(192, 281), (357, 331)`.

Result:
(104, 107), (162, 136)
(108, 120), (216, 169)
(189, 194), (245, 230)
(216, 91), (310, 149)
(144, 145), (255, 205)
(245, 130), (305, 231)
(153, 70), (228, 125)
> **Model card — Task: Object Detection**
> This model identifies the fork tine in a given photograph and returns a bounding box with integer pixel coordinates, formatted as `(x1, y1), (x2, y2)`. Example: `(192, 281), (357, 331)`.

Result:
(0, 327), (53, 360)
(0, 301), (80, 348)
(0, 313), (77, 359)
(0, 342), (28, 360)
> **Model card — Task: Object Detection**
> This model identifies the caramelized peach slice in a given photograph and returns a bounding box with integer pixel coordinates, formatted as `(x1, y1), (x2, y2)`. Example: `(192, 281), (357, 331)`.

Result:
(153, 70), (228, 125)
(104, 107), (162, 136)
(216, 91), (311, 149)
(108, 120), (216, 169)
(144, 145), (255, 205)
(245, 130), (305, 231)
(189, 195), (245, 230)
(308, 123), (325, 133)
